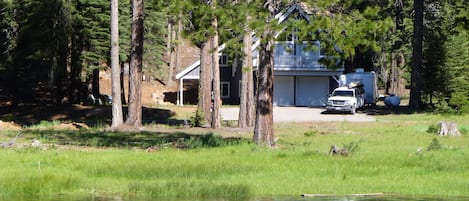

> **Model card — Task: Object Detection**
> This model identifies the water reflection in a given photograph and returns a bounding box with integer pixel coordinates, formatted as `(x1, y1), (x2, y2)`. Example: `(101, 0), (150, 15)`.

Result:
(255, 195), (469, 201)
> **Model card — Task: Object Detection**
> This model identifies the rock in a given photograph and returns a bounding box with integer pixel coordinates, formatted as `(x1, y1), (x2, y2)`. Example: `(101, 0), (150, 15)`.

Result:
(31, 139), (41, 147)
(146, 146), (159, 152)
(329, 144), (349, 156)
(438, 121), (461, 136)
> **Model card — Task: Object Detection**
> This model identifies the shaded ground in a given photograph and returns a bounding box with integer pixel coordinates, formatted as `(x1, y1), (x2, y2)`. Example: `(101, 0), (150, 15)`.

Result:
(0, 104), (178, 127)
(15, 128), (248, 150)
(0, 69), (190, 127)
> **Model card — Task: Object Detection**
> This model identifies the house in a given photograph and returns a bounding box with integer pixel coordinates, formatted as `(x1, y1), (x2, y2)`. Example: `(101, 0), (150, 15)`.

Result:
(175, 2), (343, 107)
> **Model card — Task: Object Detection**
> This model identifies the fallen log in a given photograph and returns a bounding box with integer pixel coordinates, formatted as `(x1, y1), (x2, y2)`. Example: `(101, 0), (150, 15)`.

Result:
(302, 193), (384, 197)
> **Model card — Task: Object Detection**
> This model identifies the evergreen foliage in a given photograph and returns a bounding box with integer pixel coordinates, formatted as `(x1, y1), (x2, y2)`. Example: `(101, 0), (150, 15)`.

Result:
(74, 0), (110, 73)
(0, 0), (14, 72)
(118, 0), (131, 63)
(143, 1), (167, 81)
(0, 0), (467, 114)
(116, 0), (168, 81)
(184, 0), (216, 47)
(420, 1), (469, 113)
(296, 1), (395, 69)
(446, 30), (469, 113)
(0, 0), (168, 103)
(422, 1), (450, 104)
(8, 0), (73, 102)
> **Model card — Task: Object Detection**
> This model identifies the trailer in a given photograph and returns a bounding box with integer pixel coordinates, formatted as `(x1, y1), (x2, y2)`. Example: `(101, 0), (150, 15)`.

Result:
(340, 69), (378, 106)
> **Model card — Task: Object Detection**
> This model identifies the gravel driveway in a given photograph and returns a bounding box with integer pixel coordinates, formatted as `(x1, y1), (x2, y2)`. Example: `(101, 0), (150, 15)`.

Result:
(221, 107), (376, 122)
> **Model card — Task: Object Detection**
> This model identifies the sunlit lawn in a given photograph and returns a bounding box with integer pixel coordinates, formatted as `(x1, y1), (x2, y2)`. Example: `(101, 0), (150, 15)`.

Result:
(0, 110), (468, 200)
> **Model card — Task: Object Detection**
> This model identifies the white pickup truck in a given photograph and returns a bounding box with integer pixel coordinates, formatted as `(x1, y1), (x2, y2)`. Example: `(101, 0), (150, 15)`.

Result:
(326, 83), (365, 114)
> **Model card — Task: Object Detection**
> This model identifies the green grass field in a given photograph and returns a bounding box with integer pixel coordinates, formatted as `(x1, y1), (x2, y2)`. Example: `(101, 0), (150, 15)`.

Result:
(0, 112), (468, 200)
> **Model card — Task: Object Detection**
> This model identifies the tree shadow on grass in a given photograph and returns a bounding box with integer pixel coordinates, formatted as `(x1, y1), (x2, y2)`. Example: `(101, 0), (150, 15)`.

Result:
(361, 105), (418, 116)
(0, 104), (186, 127)
(20, 129), (247, 149)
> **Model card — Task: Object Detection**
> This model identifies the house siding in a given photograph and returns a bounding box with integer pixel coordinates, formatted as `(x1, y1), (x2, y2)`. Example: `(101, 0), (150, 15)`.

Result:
(176, 2), (345, 107)
(220, 64), (242, 105)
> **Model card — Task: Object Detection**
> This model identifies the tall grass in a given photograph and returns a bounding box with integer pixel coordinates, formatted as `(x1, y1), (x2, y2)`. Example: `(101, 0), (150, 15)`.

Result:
(1, 114), (469, 200)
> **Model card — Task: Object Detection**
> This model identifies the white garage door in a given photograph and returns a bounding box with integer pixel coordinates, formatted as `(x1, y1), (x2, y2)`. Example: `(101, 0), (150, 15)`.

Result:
(296, 76), (329, 107)
(273, 76), (294, 106)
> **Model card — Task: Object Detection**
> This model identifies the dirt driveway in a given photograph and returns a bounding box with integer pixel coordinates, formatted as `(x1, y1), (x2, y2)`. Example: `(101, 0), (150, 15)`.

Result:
(221, 107), (376, 122)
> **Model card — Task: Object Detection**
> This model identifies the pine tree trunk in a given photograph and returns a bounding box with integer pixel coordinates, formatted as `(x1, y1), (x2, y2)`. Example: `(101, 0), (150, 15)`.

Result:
(92, 69), (100, 97)
(390, 1), (406, 97)
(246, 65), (255, 127)
(111, 0), (124, 128)
(175, 11), (183, 73)
(126, 0), (144, 127)
(69, 34), (83, 104)
(410, 0), (423, 110)
(390, 52), (397, 94)
(211, 15), (221, 129)
(198, 40), (212, 126)
(120, 63), (127, 105)
(167, 20), (175, 87)
(253, 0), (275, 146)
(239, 30), (255, 128)
(390, 53), (407, 97)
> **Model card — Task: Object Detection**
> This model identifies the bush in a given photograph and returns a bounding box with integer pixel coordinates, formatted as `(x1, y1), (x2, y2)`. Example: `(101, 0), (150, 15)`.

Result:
(449, 92), (469, 114)
(190, 109), (205, 127)
(304, 130), (318, 137)
(434, 92), (469, 115)
(342, 138), (364, 154)
(434, 101), (454, 114)
(427, 123), (439, 134)
(26, 120), (60, 130)
(427, 137), (442, 151)
(187, 133), (225, 148)
(460, 128), (468, 136)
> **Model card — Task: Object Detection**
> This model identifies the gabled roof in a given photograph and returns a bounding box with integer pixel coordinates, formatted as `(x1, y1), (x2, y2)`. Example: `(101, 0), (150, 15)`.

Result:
(276, 2), (312, 23)
(175, 43), (225, 80)
(176, 2), (315, 80)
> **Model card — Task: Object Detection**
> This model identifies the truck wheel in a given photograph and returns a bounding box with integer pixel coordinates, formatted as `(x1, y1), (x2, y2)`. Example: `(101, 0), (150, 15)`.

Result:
(351, 105), (356, 115)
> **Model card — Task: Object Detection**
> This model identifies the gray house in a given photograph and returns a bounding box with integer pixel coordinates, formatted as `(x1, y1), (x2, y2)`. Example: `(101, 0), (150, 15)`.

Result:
(176, 2), (343, 107)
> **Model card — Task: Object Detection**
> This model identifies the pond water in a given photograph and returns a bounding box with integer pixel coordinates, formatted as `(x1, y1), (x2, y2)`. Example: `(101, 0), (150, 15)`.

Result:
(255, 195), (469, 201)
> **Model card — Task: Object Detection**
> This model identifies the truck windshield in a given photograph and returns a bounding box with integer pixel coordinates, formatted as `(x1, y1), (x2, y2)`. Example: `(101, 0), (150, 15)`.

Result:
(332, 90), (353, 97)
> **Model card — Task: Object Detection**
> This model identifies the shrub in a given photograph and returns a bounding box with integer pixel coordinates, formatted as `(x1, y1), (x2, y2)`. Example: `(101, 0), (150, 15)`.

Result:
(427, 123), (439, 134)
(187, 133), (225, 148)
(460, 128), (468, 136)
(434, 101), (453, 114)
(304, 130), (318, 137)
(342, 138), (364, 154)
(449, 92), (469, 114)
(190, 109), (205, 127)
(427, 137), (442, 151)
(27, 120), (60, 130)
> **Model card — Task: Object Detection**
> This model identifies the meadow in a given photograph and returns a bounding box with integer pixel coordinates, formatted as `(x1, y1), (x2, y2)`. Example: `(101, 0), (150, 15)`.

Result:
(0, 110), (468, 201)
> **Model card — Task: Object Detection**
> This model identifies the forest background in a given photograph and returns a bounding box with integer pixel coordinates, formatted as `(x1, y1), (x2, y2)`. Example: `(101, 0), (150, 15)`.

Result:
(0, 0), (468, 127)
(1, 1), (469, 199)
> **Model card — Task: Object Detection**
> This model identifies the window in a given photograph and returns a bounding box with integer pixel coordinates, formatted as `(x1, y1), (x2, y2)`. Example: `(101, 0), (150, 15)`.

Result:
(221, 82), (230, 98)
(219, 55), (229, 67)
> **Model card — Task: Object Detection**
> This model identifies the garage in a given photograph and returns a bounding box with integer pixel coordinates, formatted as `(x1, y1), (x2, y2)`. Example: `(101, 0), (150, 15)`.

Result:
(273, 76), (294, 106)
(295, 76), (329, 107)
(274, 76), (330, 107)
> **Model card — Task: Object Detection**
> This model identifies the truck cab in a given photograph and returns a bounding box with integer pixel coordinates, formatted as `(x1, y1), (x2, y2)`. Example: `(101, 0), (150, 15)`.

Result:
(326, 83), (365, 114)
